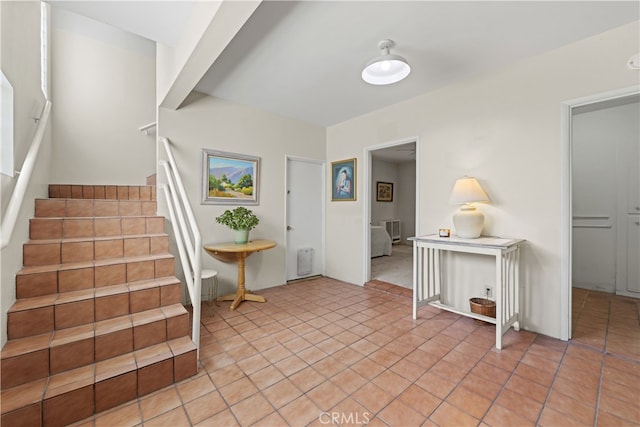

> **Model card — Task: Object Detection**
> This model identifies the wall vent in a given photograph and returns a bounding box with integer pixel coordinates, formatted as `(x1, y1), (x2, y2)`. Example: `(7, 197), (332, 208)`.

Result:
(297, 248), (313, 276)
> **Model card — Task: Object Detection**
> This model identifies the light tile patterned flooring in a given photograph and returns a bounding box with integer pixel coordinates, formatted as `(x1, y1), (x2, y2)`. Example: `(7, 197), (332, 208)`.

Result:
(75, 278), (639, 426)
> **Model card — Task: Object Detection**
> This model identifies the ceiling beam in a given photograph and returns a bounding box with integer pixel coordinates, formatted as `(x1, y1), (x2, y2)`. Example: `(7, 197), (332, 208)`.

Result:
(159, 0), (261, 110)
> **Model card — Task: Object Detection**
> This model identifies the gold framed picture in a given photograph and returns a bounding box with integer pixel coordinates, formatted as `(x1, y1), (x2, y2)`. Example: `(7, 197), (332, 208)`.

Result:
(376, 181), (393, 202)
(331, 158), (356, 201)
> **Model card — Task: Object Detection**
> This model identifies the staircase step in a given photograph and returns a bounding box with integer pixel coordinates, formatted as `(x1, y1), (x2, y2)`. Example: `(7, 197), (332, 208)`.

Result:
(34, 198), (157, 218)
(50, 323), (95, 375)
(2, 304), (190, 388)
(1, 337), (197, 427)
(9, 276), (181, 339)
(29, 215), (165, 240)
(23, 234), (170, 266)
(0, 332), (51, 389)
(2, 183), (196, 426)
(48, 184), (156, 201)
(16, 253), (175, 298)
(16, 264), (180, 300)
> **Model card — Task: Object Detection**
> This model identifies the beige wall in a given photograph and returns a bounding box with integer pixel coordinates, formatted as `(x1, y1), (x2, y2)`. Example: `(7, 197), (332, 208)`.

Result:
(397, 159), (416, 243)
(159, 93), (326, 297)
(326, 21), (640, 340)
(50, 8), (156, 185)
(370, 158), (416, 244)
(371, 159), (398, 225)
(0, 1), (51, 347)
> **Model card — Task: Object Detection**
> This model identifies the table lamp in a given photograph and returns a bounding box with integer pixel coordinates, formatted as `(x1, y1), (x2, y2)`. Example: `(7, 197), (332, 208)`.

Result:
(449, 176), (490, 238)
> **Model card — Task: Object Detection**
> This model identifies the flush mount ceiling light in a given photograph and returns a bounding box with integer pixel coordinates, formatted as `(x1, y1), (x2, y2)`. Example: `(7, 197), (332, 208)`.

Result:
(362, 39), (411, 85)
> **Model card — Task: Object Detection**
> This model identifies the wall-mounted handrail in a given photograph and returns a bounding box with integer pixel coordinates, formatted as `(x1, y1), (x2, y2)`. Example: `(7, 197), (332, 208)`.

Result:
(1, 100), (52, 249)
(158, 136), (202, 357)
(139, 122), (157, 135)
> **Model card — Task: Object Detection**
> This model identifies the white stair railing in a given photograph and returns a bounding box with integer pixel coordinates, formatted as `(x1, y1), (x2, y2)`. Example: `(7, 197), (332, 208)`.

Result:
(158, 136), (202, 356)
(138, 122), (157, 135)
(1, 100), (52, 249)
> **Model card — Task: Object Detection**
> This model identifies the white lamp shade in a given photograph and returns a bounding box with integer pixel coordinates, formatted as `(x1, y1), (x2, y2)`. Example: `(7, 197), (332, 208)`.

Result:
(362, 55), (411, 85)
(449, 177), (489, 205)
(449, 176), (489, 238)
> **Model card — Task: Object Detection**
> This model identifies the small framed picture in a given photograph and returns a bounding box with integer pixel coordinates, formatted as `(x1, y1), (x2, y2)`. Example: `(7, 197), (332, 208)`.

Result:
(376, 181), (393, 202)
(439, 228), (451, 237)
(331, 158), (356, 201)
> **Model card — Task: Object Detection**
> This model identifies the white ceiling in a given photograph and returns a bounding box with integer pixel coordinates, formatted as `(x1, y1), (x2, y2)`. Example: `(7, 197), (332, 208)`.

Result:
(196, 1), (639, 126)
(48, 1), (195, 47)
(47, 1), (639, 127)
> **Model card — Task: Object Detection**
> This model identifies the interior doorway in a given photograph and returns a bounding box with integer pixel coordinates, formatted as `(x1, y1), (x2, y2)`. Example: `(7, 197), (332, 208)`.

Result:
(572, 95), (639, 295)
(561, 87), (640, 340)
(364, 138), (419, 288)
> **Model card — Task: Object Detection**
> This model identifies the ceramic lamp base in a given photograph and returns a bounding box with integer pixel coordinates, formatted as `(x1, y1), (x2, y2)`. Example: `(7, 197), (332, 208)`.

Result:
(453, 205), (484, 238)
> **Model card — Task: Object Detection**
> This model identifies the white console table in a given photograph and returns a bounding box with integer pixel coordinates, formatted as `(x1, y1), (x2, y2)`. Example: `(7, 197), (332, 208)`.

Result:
(409, 234), (525, 349)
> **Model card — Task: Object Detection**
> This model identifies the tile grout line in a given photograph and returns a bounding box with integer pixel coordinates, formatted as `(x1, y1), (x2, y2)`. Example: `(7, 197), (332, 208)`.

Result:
(532, 337), (571, 426)
(331, 306), (442, 425)
(592, 296), (612, 427)
(228, 287), (417, 425)
(389, 314), (498, 424)
(211, 308), (330, 426)
(79, 282), (637, 427)
(477, 333), (541, 424)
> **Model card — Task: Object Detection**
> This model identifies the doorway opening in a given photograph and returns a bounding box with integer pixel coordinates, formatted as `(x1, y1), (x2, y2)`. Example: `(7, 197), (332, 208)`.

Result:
(364, 138), (419, 289)
(561, 87), (639, 341)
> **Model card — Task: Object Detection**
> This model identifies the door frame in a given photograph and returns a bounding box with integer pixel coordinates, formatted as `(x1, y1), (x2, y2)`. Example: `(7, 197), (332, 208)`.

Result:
(363, 136), (420, 283)
(560, 85), (639, 341)
(284, 155), (326, 282)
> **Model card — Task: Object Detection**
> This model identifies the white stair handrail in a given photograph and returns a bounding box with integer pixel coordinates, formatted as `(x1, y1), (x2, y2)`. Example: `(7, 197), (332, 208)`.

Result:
(158, 136), (202, 357)
(160, 182), (201, 351)
(1, 100), (52, 249)
(138, 122), (157, 135)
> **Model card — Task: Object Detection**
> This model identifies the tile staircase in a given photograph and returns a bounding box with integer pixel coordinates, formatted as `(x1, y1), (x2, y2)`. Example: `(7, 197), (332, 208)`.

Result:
(1, 184), (197, 426)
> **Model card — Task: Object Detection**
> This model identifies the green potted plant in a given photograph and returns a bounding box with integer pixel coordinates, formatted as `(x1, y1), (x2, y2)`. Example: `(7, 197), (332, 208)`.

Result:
(215, 206), (259, 244)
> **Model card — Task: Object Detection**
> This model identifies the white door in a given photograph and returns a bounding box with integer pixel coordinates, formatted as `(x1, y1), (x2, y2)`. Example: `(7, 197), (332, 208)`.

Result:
(572, 99), (640, 294)
(286, 158), (324, 281)
(623, 107), (640, 294)
(572, 105), (621, 293)
(626, 216), (640, 293)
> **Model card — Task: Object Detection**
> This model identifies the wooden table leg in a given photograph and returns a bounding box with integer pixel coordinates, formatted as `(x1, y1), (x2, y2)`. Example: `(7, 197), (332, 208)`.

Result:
(230, 295), (243, 311)
(216, 251), (266, 310)
(236, 252), (247, 299)
(244, 294), (266, 303)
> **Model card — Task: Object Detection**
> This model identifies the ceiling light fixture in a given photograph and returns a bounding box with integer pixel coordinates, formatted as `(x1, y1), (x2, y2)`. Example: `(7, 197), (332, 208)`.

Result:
(362, 39), (411, 85)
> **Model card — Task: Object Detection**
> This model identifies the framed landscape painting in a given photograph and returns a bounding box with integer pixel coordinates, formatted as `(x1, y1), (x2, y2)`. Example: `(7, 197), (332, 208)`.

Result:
(201, 149), (260, 205)
(331, 158), (356, 201)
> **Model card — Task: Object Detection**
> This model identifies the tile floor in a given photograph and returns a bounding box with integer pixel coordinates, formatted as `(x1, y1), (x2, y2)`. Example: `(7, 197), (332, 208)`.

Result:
(74, 278), (639, 426)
